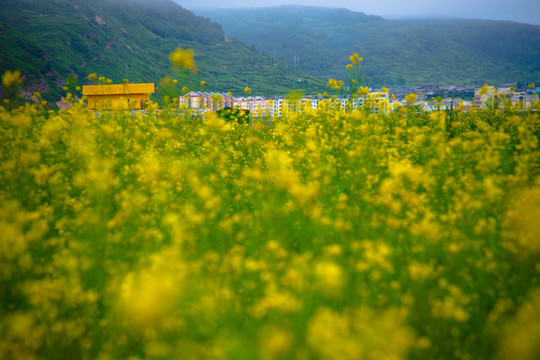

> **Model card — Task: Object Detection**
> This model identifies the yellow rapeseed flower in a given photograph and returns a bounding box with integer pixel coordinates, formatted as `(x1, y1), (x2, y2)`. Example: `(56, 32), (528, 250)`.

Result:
(358, 86), (370, 96)
(497, 287), (540, 360)
(2, 70), (23, 88)
(169, 48), (198, 74)
(505, 186), (540, 253)
(314, 260), (344, 298)
(258, 326), (293, 360)
(349, 53), (360, 64)
(328, 78), (337, 88)
(404, 93), (418, 104)
(307, 306), (415, 360)
(478, 83), (491, 96)
(161, 76), (172, 85)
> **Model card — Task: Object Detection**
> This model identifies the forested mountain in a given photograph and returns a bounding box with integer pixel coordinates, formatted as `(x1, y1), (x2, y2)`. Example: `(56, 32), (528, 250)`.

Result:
(194, 6), (540, 87)
(0, 0), (324, 102)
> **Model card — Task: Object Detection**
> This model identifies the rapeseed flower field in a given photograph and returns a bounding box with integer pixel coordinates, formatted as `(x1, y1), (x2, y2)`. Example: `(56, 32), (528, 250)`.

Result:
(1, 64), (540, 359)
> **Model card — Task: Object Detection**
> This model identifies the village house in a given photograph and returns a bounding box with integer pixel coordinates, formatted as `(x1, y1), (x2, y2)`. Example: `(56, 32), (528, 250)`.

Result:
(83, 83), (154, 110)
(233, 97), (250, 111)
(175, 85), (533, 119)
(473, 85), (538, 109)
(179, 91), (234, 111)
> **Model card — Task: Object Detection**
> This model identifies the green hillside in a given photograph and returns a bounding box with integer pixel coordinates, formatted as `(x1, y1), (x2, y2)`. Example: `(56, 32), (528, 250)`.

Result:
(194, 6), (540, 87)
(0, 0), (325, 102)
(0, 24), (54, 97)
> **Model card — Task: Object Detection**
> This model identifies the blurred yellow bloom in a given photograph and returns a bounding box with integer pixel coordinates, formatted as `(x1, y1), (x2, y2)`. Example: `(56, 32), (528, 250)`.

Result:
(358, 86), (370, 96)
(204, 111), (228, 131)
(161, 76), (172, 85)
(169, 48), (198, 73)
(328, 79), (334, 87)
(251, 287), (301, 318)
(349, 53), (360, 65)
(408, 261), (435, 281)
(258, 326), (293, 360)
(404, 93), (418, 104)
(478, 83), (491, 96)
(505, 186), (540, 253)
(118, 266), (183, 331)
(497, 287), (540, 360)
(307, 306), (415, 360)
(244, 86), (251, 94)
(314, 260), (344, 298)
(2, 70), (23, 88)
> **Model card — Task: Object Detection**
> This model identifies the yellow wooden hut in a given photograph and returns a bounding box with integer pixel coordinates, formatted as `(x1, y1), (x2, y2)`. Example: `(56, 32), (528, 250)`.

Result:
(82, 83), (155, 110)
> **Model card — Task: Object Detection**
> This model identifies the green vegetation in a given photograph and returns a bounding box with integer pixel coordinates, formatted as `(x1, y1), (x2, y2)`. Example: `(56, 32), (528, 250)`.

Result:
(0, 25), (57, 99)
(196, 6), (540, 87)
(2, 2), (539, 358)
(0, 0), (324, 104)
(1, 79), (539, 359)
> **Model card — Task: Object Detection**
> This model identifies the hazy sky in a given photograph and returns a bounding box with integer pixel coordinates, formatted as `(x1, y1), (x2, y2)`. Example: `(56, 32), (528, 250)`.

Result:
(174, 0), (540, 25)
